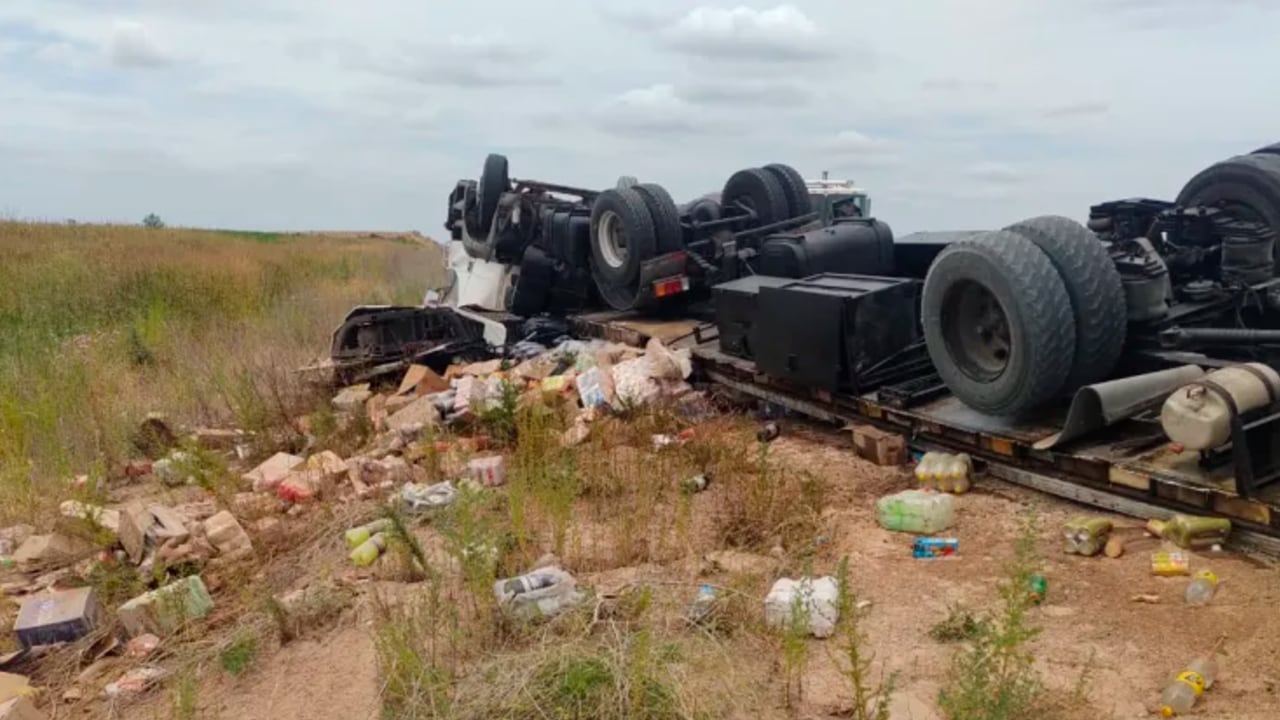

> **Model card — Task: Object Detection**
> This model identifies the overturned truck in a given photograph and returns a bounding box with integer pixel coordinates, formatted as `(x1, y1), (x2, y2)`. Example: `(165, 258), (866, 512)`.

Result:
(333, 143), (1280, 546)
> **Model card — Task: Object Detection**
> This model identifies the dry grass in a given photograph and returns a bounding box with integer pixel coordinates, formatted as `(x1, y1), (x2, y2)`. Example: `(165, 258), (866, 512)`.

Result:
(0, 221), (443, 522)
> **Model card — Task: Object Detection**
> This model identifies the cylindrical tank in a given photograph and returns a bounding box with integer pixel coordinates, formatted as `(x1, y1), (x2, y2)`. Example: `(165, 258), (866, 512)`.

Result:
(758, 218), (894, 278)
(1161, 362), (1280, 450)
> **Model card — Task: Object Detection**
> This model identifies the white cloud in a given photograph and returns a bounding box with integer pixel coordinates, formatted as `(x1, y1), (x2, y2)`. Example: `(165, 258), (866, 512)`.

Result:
(964, 162), (1022, 184)
(596, 84), (703, 136)
(108, 20), (171, 68)
(662, 5), (832, 61)
(0, 0), (1279, 232)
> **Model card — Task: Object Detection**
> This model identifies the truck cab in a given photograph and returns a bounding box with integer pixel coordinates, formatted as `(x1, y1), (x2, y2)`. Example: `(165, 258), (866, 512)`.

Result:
(807, 175), (871, 225)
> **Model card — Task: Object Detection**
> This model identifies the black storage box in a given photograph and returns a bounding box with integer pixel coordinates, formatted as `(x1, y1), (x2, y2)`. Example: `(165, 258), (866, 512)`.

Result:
(711, 275), (792, 360)
(754, 274), (921, 391)
(758, 218), (894, 278)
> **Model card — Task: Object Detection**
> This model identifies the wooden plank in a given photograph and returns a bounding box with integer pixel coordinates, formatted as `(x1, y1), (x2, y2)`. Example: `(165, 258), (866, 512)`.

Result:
(704, 370), (844, 424)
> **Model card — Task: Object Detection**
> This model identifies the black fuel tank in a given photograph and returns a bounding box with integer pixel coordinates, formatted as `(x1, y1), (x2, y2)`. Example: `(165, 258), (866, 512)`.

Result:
(758, 218), (894, 278)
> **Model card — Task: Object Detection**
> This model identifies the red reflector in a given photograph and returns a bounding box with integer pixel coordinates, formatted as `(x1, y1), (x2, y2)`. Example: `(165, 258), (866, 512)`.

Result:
(653, 275), (690, 298)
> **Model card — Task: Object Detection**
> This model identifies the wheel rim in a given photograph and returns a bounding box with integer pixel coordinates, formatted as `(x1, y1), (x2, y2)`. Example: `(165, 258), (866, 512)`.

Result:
(941, 280), (1011, 381)
(597, 209), (628, 269)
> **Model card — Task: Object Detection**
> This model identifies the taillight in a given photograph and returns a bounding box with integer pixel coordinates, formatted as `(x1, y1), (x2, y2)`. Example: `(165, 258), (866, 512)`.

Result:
(653, 275), (690, 298)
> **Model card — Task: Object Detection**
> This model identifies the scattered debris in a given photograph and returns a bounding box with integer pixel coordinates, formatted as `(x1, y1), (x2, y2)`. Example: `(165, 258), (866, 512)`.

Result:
(0, 671), (34, 705)
(243, 452), (306, 492)
(681, 474), (710, 494)
(401, 481), (457, 514)
(203, 511), (253, 559)
(1063, 516), (1114, 556)
(386, 394), (441, 433)
(757, 422), (781, 443)
(152, 450), (194, 487)
(850, 424), (907, 466)
(467, 455), (506, 487)
(1148, 514), (1231, 550)
(58, 501), (120, 536)
(124, 633), (161, 659)
(102, 665), (170, 701)
(1131, 594), (1162, 604)
(913, 537), (960, 559)
(0, 696), (45, 720)
(332, 383), (373, 412)
(14, 587), (99, 648)
(1151, 550), (1191, 577)
(876, 490), (955, 534)
(0, 526), (34, 557)
(764, 576), (840, 638)
(119, 575), (214, 637)
(913, 451), (973, 493)
(494, 566), (584, 620)
(12, 534), (95, 571)
(349, 533), (387, 567)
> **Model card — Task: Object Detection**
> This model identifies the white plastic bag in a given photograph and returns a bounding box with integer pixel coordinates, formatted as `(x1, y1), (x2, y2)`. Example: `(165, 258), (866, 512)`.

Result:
(764, 576), (841, 639)
(493, 566), (583, 620)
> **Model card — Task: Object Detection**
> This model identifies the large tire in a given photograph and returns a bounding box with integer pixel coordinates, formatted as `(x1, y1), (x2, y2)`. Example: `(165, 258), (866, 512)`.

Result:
(763, 163), (812, 218)
(616, 175), (639, 190)
(589, 187), (656, 288)
(922, 230), (1076, 416)
(722, 168), (788, 227)
(477, 153), (509, 236)
(687, 198), (721, 225)
(1003, 215), (1126, 389)
(1251, 142), (1280, 157)
(1177, 153), (1280, 270)
(633, 183), (683, 252)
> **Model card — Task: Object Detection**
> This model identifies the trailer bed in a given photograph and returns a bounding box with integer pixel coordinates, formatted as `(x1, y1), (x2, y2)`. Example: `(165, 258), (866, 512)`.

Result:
(692, 343), (1280, 542)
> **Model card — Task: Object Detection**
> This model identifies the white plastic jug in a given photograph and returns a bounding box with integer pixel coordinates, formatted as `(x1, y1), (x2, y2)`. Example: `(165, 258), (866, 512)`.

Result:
(763, 576), (841, 639)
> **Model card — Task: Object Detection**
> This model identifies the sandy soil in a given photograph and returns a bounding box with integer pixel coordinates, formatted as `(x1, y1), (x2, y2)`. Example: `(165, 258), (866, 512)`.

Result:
(110, 425), (1280, 720)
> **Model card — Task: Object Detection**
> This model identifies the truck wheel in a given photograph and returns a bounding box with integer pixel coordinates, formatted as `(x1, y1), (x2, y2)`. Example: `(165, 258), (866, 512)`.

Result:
(687, 198), (722, 224)
(922, 230), (1076, 416)
(722, 168), (788, 227)
(477, 153), (510, 236)
(1251, 142), (1280, 157)
(616, 175), (639, 189)
(1003, 215), (1126, 389)
(763, 163), (813, 217)
(1177, 153), (1280, 271)
(589, 187), (657, 288)
(633, 183), (684, 252)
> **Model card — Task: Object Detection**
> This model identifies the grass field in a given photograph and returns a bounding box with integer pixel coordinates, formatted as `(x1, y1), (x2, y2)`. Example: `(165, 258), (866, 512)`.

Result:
(0, 221), (444, 520)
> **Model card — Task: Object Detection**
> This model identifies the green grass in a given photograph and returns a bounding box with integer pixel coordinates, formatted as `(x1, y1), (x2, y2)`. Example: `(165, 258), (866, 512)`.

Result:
(220, 630), (260, 676)
(0, 221), (442, 522)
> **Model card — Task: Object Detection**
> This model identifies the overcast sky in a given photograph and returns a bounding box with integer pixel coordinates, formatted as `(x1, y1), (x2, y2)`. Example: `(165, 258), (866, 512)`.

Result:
(2, 1), (1278, 234)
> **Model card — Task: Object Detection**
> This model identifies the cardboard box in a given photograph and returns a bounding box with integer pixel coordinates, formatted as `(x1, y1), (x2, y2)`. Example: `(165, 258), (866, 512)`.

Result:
(12, 534), (94, 570)
(14, 587), (99, 648)
(118, 576), (213, 638)
(242, 452), (305, 492)
(0, 697), (47, 720)
(849, 424), (907, 466)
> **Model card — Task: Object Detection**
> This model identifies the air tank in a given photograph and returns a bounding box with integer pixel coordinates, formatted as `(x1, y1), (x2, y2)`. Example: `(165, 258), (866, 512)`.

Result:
(1161, 363), (1280, 450)
(758, 218), (894, 278)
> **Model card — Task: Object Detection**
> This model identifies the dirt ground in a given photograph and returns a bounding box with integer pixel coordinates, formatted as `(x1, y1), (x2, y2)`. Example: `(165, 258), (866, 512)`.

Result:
(108, 425), (1279, 720)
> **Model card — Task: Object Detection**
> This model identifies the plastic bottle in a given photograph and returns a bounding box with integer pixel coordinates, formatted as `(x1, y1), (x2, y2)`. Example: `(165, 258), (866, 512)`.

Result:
(1148, 515), (1232, 550)
(1184, 570), (1219, 606)
(349, 533), (388, 566)
(876, 490), (955, 534)
(681, 474), (710, 494)
(687, 584), (718, 625)
(344, 519), (394, 549)
(915, 453), (940, 489)
(1159, 655), (1219, 717)
(1063, 517), (1114, 556)
(501, 570), (557, 597)
(942, 454), (973, 494)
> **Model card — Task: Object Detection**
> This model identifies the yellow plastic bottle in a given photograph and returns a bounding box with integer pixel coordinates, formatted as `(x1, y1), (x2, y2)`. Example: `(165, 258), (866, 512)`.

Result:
(349, 533), (388, 566)
(943, 454), (973, 494)
(915, 453), (940, 489)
